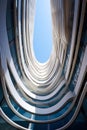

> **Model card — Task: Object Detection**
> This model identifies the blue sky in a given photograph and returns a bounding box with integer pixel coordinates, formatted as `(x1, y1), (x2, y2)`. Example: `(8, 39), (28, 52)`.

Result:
(33, 0), (52, 63)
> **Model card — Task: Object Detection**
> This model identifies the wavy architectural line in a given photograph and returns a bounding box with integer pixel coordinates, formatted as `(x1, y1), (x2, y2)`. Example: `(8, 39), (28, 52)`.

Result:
(0, 0), (87, 130)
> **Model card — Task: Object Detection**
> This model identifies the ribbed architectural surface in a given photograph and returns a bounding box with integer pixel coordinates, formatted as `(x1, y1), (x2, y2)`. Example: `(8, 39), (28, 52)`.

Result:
(0, 0), (87, 130)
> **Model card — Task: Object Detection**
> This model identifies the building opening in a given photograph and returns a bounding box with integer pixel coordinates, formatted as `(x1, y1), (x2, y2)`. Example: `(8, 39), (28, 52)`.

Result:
(33, 0), (52, 63)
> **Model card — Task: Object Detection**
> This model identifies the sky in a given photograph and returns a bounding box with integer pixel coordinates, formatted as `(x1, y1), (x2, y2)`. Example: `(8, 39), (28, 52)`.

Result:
(33, 0), (52, 63)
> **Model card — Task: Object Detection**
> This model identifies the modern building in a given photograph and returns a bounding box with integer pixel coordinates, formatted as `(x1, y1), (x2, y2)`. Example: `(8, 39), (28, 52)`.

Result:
(0, 0), (87, 130)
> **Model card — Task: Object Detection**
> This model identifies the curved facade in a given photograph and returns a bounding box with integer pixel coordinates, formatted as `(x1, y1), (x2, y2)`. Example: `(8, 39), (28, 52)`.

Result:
(0, 0), (87, 130)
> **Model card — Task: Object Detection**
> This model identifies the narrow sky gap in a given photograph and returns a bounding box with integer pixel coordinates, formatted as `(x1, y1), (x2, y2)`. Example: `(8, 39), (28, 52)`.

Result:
(33, 0), (52, 63)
